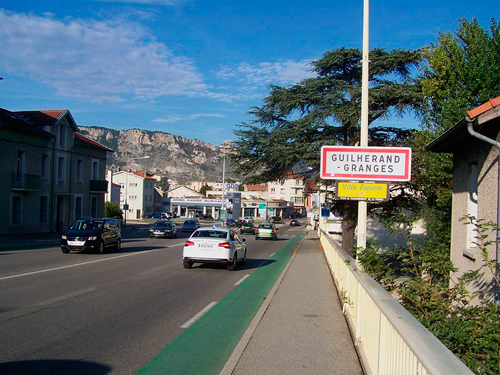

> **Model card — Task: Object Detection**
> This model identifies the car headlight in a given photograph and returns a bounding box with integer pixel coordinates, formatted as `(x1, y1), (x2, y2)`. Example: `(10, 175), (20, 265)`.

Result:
(89, 236), (98, 241)
(62, 235), (67, 240)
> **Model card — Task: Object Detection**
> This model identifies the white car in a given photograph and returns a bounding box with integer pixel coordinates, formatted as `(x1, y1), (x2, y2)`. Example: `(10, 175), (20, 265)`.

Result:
(183, 227), (247, 271)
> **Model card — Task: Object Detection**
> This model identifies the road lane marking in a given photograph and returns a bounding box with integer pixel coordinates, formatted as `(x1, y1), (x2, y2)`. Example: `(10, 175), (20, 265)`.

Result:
(181, 302), (218, 329)
(257, 261), (266, 267)
(0, 244), (184, 281)
(270, 252), (276, 258)
(234, 275), (250, 286)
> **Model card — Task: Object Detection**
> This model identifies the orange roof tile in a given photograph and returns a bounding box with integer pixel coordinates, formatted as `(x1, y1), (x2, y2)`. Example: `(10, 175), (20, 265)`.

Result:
(246, 184), (267, 191)
(133, 172), (156, 181)
(467, 96), (500, 119)
(75, 133), (113, 152)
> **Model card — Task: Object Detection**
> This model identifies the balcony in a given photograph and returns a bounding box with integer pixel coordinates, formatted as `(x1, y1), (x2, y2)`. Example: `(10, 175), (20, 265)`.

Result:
(90, 179), (108, 192)
(11, 173), (41, 191)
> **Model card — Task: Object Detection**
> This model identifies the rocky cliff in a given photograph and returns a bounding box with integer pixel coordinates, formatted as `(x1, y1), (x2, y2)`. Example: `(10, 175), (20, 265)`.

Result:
(78, 126), (237, 183)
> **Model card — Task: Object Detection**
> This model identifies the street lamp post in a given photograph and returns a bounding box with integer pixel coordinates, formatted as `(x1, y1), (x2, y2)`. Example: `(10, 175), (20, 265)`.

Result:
(221, 152), (226, 223)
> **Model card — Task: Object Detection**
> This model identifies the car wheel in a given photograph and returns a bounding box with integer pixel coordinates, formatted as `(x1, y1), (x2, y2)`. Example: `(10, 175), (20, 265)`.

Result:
(61, 247), (70, 254)
(239, 249), (246, 265)
(183, 259), (193, 269)
(98, 241), (105, 254)
(115, 240), (121, 252)
(174, 232), (177, 238)
(150, 235), (153, 238)
(228, 253), (237, 271)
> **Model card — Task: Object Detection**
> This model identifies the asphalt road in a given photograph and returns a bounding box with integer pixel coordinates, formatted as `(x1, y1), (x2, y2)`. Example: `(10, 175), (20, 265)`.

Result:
(0, 224), (299, 375)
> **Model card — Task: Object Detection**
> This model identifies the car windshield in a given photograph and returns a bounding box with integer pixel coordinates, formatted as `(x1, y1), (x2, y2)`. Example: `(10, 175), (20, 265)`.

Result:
(184, 220), (196, 225)
(259, 224), (273, 229)
(192, 230), (228, 239)
(70, 220), (103, 231)
(155, 222), (171, 228)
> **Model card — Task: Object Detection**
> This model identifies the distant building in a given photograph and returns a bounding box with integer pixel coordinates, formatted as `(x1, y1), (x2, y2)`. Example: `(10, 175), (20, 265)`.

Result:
(112, 171), (156, 220)
(0, 108), (111, 234)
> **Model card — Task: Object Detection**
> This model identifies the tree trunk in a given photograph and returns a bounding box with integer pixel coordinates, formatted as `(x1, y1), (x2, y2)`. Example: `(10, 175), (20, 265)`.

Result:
(341, 201), (358, 256)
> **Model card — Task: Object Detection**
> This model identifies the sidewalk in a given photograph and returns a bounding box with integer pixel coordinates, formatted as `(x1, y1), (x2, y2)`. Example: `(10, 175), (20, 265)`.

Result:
(222, 231), (363, 375)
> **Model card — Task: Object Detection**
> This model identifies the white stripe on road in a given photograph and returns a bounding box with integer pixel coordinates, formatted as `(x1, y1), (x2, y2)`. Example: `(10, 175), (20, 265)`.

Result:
(181, 302), (218, 329)
(234, 275), (250, 286)
(0, 243), (185, 282)
(270, 252), (276, 258)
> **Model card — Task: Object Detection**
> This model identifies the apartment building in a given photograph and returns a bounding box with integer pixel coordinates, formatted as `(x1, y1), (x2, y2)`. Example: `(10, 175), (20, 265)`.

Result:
(112, 171), (156, 220)
(0, 108), (111, 234)
(267, 174), (306, 216)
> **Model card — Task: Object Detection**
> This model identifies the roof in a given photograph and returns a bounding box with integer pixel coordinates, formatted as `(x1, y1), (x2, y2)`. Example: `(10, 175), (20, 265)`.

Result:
(74, 132), (113, 152)
(133, 172), (156, 181)
(246, 184), (267, 191)
(14, 110), (78, 130)
(426, 96), (500, 153)
(0, 108), (53, 138)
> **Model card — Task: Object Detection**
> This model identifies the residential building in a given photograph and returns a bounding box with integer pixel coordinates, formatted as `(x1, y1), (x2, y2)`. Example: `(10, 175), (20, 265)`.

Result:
(426, 96), (500, 303)
(267, 173), (306, 216)
(0, 108), (111, 234)
(113, 171), (156, 220)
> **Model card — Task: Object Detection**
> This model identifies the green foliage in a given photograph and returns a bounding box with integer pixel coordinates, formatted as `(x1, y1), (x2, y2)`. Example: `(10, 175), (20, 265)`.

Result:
(420, 18), (500, 132)
(104, 202), (123, 220)
(158, 177), (170, 192)
(357, 216), (500, 374)
(199, 184), (213, 196)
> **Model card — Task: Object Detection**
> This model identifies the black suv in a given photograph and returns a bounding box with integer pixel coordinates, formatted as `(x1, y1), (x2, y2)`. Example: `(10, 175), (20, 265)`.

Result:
(61, 218), (121, 254)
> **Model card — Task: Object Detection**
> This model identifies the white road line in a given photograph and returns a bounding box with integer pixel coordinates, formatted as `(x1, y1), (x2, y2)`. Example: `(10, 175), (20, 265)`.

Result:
(0, 245), (180, 282)
(257, 261), (266, 267)
(270, 252), (276, 258)
(181, 302), (218, 329)
(234, 275), (250, 286)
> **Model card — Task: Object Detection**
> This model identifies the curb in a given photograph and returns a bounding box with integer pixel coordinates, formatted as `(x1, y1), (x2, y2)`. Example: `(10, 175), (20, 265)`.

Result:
(219, 230), (309, 375)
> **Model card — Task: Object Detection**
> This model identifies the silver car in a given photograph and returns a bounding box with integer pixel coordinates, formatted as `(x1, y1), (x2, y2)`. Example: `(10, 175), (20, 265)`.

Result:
(183, 228), (247, 271)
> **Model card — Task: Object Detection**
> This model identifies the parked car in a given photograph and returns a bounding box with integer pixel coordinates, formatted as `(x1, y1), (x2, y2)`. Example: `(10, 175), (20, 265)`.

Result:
(182, 219), (200, 232)
(255, 222), (278, 241)
(199, 214), (214, 221)
(183, 228), (247, 271)
(240, 221), (256, 234)
(270, 216), (281, 223)
(290, 219), (300, 226)
(150, 220), (177, 238)
(61, 218), (121, 254)
(226, 219), (237, 227)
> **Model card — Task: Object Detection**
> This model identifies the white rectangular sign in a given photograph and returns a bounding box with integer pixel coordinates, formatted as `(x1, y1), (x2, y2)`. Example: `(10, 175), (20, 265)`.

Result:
(321, 146), (411, 181)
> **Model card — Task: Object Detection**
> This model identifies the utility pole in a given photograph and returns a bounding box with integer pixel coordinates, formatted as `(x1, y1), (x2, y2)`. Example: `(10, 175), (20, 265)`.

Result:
(357, 0), (370, 253)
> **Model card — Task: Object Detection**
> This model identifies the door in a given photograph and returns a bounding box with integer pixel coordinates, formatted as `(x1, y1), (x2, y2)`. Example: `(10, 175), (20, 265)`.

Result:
(56, 197), (64, 232)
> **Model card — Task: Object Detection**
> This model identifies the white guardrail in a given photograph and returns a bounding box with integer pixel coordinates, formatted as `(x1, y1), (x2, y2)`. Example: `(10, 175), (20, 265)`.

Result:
(318, 225), (475, 375)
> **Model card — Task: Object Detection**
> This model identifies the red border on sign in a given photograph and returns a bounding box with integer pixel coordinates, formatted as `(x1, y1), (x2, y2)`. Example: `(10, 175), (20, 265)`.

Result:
(320, 146), (411, 181)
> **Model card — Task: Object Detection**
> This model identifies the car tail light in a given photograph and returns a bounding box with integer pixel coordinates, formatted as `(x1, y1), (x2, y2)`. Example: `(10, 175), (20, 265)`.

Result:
(272, 230), (276, 234)
(184, 240), (195, 246)
(255, 229), (259, 233)
(218, 242), (231, 249)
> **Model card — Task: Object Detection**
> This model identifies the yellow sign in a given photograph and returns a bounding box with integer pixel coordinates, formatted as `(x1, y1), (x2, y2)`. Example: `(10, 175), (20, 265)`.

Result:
(336, 182), (389, 201)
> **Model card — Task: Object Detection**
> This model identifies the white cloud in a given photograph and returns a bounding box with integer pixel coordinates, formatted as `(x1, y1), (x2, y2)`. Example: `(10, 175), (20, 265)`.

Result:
(216, 60), (316, 88)
(0, 10), (207, 102)
(153, 113), (228, 123)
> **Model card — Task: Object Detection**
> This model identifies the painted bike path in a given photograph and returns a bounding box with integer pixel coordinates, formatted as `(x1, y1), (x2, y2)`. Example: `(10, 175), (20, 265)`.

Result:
(136, 232), (306, 375)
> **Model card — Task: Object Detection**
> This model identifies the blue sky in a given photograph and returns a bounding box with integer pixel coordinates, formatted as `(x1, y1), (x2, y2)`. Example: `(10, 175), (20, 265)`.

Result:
(0, 1), (497, 145)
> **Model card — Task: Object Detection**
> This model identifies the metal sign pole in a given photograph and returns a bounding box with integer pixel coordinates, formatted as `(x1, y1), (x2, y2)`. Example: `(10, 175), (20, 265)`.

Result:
(357, 0), (370, 253)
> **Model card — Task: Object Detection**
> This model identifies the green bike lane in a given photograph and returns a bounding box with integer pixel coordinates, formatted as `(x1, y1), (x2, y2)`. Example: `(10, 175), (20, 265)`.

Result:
(136, 232), (305, 375)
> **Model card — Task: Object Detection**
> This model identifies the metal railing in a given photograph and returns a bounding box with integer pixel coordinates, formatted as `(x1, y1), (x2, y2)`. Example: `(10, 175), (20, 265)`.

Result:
(11, 173), (41, 190)
(318, 223), (474, 375)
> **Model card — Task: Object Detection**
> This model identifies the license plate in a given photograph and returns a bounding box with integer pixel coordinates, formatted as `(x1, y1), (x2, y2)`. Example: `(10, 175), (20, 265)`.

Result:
(68, 240), (85, 246)
(198, 244), (212, 248)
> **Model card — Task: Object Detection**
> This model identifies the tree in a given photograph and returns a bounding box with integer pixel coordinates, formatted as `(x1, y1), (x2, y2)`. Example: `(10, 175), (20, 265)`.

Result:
(158, 177), (170, 192)
(420, 18), (500, 133)
(232, 47), (422, 253)
(199, 184), (213, 196)
(105, 202), (123, 220)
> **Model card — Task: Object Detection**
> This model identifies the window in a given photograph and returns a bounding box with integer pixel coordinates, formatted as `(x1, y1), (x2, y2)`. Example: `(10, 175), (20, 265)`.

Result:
(76, 160), (83, 183)
(75, 196), (82, 220)
(11, 196), (22, 225)
(280, 188), (286, 194)
(271, 188), (275, 193)
(57, 156), (65, 184)
(59, 124), (66, 148)
(41, 154), (49, 181)
(91, 159), (99, 180)
(17, 150), (26, 176)
(91, 196), (98, 217)
(467, 163), (479, 248)
(40, 196), (48, 223)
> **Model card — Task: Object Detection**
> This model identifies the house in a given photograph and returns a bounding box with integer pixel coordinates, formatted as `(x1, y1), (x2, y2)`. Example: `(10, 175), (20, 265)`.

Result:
(267, 174), (306, 217)
(426, 96), (500, 303)
(112, 171), (156, 220)
(0, 108), (112, 234)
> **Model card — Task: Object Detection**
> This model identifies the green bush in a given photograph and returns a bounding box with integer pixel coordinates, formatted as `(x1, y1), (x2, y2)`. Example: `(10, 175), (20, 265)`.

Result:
(105, 202), (123, 219)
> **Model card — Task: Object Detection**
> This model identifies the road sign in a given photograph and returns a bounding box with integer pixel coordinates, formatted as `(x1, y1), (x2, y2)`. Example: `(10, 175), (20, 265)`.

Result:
(320, 146), (411, 181)
(258, 203), (267, 209)
(336, 181), (389, 201)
